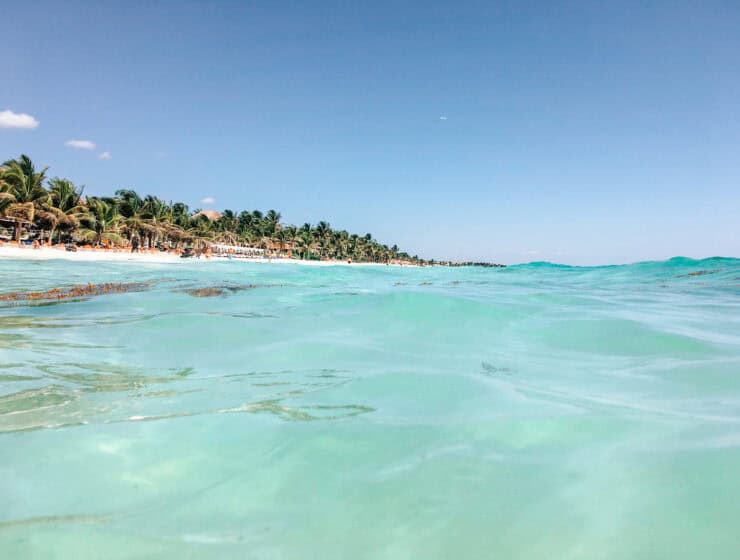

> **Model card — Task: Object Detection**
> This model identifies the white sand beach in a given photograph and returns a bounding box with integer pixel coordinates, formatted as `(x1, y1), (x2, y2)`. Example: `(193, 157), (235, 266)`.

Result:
(0, 244), (412, 266)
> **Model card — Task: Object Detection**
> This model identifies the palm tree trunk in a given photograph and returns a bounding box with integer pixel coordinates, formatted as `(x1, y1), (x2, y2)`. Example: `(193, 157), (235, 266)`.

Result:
(14, 222), (22, 243)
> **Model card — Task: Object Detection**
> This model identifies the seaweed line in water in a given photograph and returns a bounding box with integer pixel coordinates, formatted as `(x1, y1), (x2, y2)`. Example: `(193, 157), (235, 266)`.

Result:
(0, 282), (152, 305)
(175, 283), (286, 297)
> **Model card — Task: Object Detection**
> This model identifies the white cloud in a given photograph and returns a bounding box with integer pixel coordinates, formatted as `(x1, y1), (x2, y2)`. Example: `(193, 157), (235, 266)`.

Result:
(200, 197), (216, 205)
(98, 151), (112, 160)
(0, 110), (39, 129)
(439, 115), (448, 120)
(65, 139), (96, 150)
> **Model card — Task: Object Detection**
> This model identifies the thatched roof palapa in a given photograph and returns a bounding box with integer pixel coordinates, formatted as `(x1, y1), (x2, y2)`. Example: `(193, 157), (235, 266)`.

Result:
(192, 210), (222, 221)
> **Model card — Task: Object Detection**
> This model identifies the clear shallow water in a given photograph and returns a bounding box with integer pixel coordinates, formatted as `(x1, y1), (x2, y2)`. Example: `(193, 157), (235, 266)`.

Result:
(1, 257), (740, 559)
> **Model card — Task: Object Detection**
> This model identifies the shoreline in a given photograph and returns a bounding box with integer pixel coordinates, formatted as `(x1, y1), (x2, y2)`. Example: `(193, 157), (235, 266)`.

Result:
(0, 245), (419, 267)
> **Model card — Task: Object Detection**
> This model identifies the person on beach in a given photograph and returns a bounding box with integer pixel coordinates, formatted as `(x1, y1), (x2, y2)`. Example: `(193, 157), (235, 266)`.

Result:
(131, 237), (140, 253)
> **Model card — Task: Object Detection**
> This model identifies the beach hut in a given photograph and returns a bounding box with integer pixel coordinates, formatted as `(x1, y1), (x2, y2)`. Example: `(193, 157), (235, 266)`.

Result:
(0, 216), (34, 243)
(191, 210), (222, 221)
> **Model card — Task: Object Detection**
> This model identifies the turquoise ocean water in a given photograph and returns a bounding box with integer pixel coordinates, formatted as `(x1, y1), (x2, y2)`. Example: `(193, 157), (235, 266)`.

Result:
(1, 257), (740, 558)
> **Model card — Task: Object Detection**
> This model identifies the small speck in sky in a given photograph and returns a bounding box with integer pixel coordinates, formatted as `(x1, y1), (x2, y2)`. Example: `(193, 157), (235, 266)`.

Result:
(439, 116), (448, 120)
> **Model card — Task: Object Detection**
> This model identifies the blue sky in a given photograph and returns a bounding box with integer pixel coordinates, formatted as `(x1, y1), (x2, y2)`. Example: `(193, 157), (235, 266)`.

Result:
(2, 1), (739, 264)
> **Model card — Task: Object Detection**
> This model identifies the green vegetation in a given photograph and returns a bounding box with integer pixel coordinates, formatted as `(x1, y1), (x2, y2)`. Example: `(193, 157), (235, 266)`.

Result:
(0, 154), (425, 264)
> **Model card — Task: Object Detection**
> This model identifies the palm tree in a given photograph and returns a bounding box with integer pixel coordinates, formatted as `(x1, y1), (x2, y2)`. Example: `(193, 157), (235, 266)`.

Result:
(215, 229), (238, 245)
(295, 226), (318, 259)
(264, 209), (282, 235)
(115, 189), (143, 217)
(115, 189), (148, 243)
(41, 178), (89, 244)
(170, 202), (190, 229)
(185, 212), (215, 250)
(78, 198), (124, 245)
(0, 174), (13, 215)
(237, 210), (253, 235)
(0, 175), (14, 240)
(314, 221), (331, 257)
(237, 230), (255, 247)
(217, 209), (237, 233)
(0, 155), (49, 242)
(281, 225), (298, 256)
(141, 195), (170, 247)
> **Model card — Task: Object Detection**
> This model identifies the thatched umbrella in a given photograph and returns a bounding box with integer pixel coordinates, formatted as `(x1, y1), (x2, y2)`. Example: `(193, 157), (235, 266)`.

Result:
(0, 211), (34, 242)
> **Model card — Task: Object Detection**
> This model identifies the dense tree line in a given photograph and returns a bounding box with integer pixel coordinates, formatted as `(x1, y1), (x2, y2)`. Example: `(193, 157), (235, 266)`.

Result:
(0, 155), (424, 264)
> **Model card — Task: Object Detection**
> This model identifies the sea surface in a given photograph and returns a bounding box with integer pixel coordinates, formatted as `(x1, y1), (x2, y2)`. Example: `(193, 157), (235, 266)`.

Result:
(1, 257), (739, 559)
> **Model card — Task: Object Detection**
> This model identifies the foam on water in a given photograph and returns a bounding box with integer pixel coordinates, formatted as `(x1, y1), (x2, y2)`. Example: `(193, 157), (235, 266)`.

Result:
(1, 257), (740, 558)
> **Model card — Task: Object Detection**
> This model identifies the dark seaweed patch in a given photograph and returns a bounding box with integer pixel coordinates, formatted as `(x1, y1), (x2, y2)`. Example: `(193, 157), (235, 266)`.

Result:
(0, 282), (152, 305)
(180, 287), (227, 297)
(176, 283), (286, 297)
(481, 362), (514, 376)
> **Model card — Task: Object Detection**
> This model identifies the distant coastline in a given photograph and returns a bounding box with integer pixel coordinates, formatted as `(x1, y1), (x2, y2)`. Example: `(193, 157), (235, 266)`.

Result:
(0, 244), (419, 266)
(1, 154), (507, 268)
(0, 243), (508, 268)
(0, 154), (425, 265)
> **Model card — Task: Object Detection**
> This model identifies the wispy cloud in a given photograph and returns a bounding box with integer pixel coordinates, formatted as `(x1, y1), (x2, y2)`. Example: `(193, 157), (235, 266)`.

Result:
(0, 109), (39, 129)
(200, 196), (216, 205)
(439, 115), (448, 121)
(65, 139), (96, 150)
(98, 151), (112, 160)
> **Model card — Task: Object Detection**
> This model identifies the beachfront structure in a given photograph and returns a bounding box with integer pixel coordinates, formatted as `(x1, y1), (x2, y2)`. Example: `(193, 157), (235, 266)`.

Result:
(191, 209), (222, 221)
(0, 217), (34, 242)
(209, 243), (264, 257)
